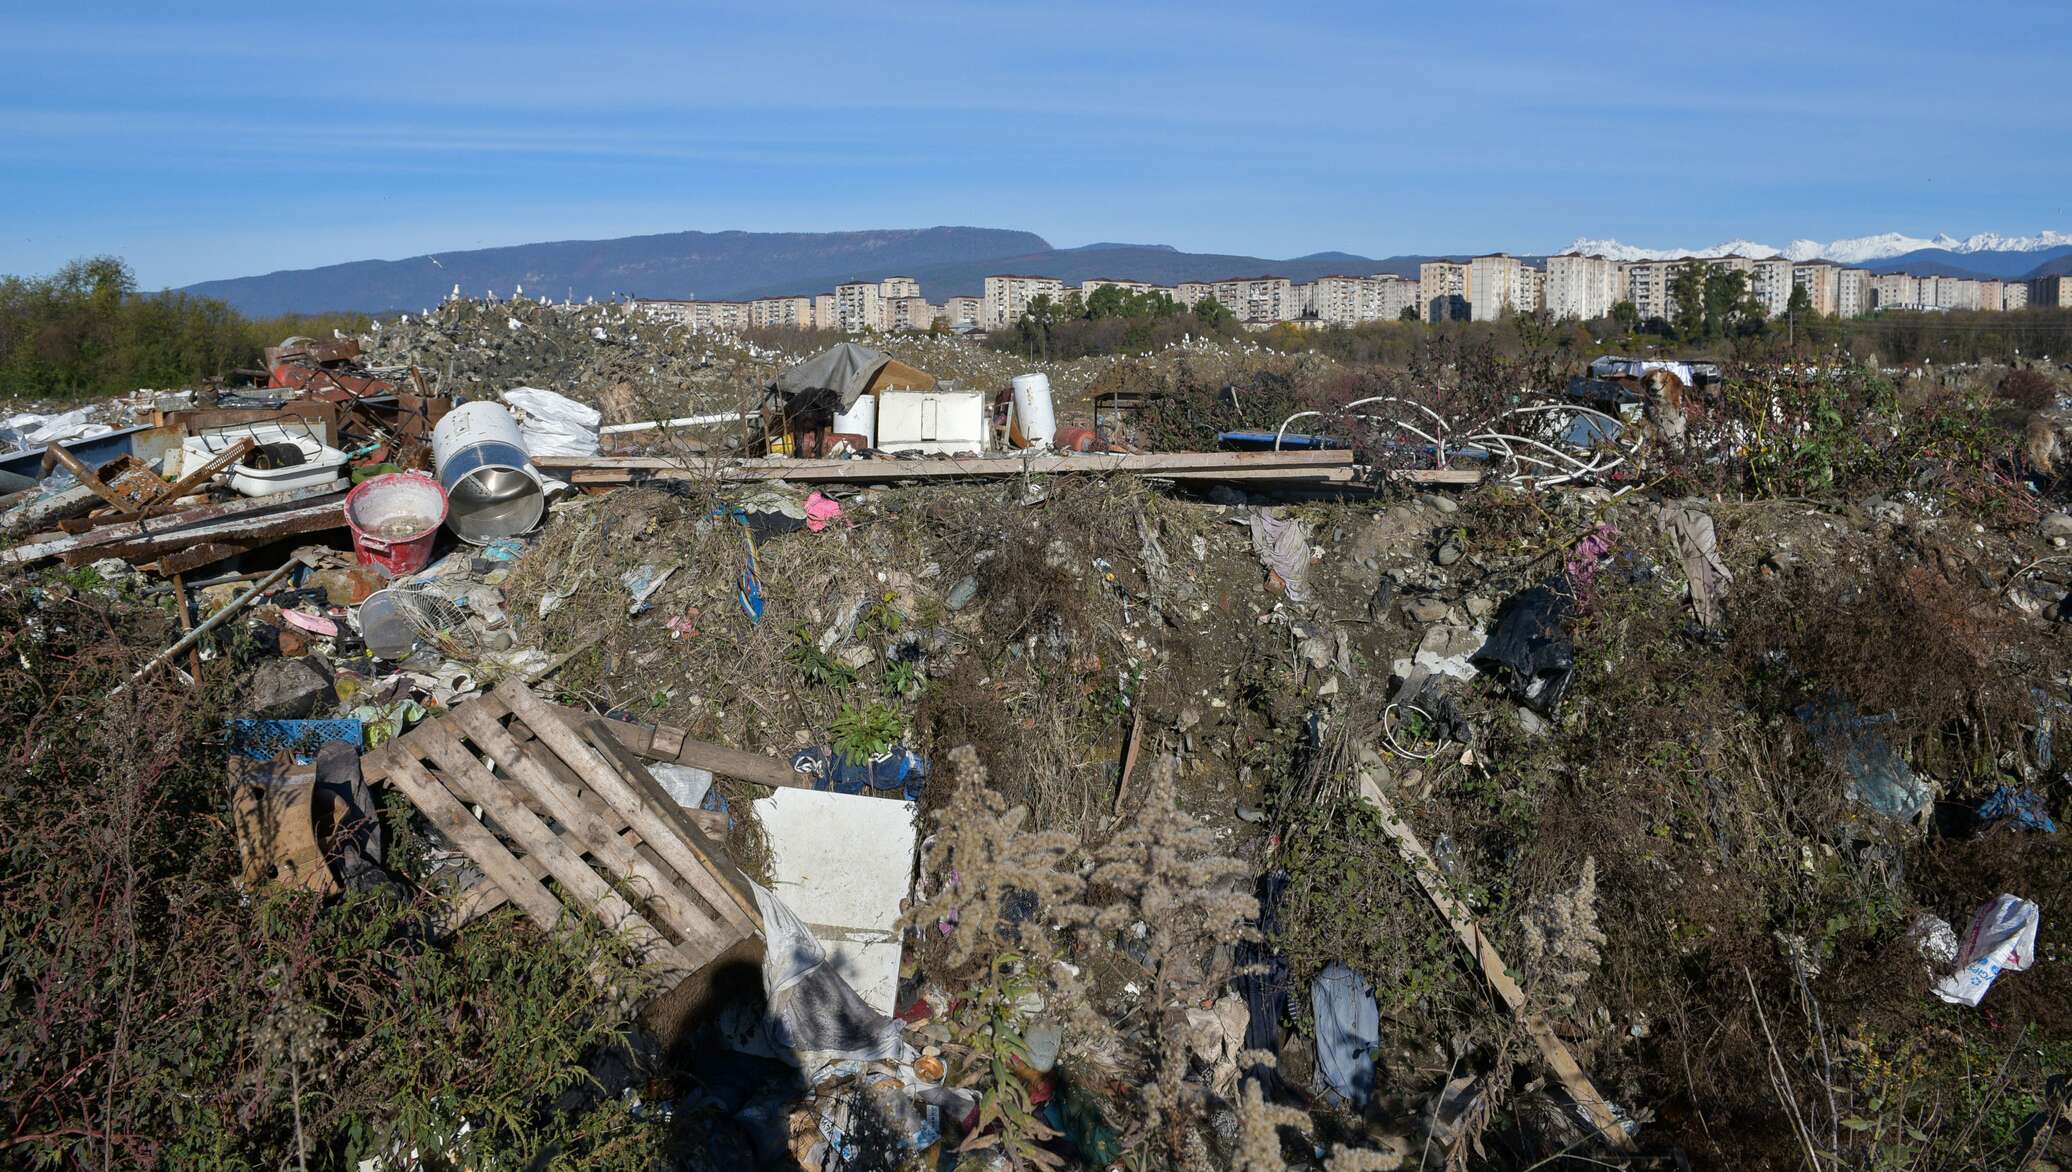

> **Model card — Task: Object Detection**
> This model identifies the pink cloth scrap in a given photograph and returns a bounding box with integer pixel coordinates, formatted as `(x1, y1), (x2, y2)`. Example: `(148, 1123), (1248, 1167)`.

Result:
(805, 491), (843, 532)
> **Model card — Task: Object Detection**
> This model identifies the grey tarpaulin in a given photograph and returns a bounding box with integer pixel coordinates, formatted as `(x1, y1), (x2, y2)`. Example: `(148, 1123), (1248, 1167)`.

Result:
(1311, 962), (1379, 1106)
(1658, 500), (1732, 628)
(770, 342), (896, 414)
(750, 882), (912, 1080)
(1248, 509), (1312, 602)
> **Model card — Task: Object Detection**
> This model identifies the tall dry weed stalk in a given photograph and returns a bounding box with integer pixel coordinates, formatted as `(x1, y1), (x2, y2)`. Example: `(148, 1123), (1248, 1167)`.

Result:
(1520, 855), (1606, 1012)
(1092, 757), (1258, 1162)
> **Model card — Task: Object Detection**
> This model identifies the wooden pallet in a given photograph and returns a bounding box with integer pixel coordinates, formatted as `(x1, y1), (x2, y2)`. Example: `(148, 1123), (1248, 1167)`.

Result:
(362, 679), (760, 981)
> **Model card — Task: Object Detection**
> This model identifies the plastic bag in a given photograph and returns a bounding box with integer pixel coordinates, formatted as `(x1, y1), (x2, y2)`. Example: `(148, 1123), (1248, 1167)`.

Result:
(501, 387), (600, 457)
(1932, 894), (2040, 1006)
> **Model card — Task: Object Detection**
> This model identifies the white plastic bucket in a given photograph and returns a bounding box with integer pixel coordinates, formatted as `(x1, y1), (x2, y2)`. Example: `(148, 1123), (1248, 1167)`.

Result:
(833, 395), (878, 447)
(1011, 373), (1056, 448)
(432, 401), (545, 544)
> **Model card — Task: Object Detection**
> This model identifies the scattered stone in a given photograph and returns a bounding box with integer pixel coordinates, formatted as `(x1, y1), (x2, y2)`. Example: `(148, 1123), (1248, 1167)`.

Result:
(1422, 493), (1459, 515)
(2043, 513), (2072, 540)
(1433, 540), (1463, 567)
(1407, 597), (1449, 624)
(243, 657), (332, 720)
(1465, 595), (1495, 621)
(944, 575), (980, 611)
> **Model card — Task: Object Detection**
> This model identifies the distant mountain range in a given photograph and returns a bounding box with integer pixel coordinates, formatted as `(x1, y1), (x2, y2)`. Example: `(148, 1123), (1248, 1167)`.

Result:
(1565, 231), (2072, 280)
(178, 228), (1460, 316)
(178, 225), (2072, 316)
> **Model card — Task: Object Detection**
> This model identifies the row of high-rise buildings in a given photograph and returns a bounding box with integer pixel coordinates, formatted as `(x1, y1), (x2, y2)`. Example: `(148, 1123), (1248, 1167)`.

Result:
(1535, 253), (2065, 322)
(629, 259), (2072, 335)
(630, 277), (986, 335)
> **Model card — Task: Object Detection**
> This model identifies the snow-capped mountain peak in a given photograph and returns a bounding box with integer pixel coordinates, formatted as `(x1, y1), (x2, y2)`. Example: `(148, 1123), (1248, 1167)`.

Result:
(1563, 230), (2072, 264)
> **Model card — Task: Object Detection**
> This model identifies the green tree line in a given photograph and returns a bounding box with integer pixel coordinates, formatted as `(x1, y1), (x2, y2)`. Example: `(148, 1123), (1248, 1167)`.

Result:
(0, 256), (369, 400)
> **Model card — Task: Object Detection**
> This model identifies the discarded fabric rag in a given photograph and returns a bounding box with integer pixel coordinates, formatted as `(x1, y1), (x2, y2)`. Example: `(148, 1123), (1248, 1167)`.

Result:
(748, 882), (913, 1080)
(804, 490), (843, 532)
(1659, 501), (1732, 629)
(1247, 510), (1312, 602)
(1311, 962), (1380, 1106)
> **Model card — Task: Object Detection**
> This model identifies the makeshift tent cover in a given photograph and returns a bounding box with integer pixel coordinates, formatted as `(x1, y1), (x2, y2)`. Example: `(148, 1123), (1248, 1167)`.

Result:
(770, 343), (935, 414)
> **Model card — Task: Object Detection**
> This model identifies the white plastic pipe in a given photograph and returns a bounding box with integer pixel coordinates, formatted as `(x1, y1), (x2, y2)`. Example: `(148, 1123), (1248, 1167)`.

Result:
(599, 411), (747, 436)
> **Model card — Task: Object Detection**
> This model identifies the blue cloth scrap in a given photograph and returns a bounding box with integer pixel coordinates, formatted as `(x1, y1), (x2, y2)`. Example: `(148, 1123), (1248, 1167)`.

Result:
(1311, 962), (1380, 1107)
(227, 719), (364, 762)
(1979, 785), (2057, 833)
(789, 745), (928, 801)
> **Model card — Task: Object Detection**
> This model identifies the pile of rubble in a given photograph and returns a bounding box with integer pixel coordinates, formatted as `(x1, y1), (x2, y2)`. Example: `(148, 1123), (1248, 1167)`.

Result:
(363, 296), (796, 420)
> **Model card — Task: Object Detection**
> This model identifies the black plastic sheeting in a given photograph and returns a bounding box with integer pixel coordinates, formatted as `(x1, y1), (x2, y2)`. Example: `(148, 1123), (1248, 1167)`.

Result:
(1471, 575), (1578, 716)
(1233, 871), (1291, 1095)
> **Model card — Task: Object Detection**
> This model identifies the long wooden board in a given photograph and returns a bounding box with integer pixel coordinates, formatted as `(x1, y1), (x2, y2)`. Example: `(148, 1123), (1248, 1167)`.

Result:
(1356, 772), (1635, 1152)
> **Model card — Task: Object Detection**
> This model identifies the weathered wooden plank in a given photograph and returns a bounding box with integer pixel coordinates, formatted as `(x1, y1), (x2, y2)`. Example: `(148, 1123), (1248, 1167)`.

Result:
(495, 681), (758, 935)
(535, 449), (1354, 475)
(450, 702), (733, 968)
(378, 745), (565, 931)
(583, 725), (763, 932)
(1356, 772), (1633, 1151)
(411, 721), (693, 976)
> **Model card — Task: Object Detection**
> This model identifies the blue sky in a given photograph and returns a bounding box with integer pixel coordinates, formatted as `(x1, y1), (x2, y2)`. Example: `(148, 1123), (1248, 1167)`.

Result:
(3, 0), (2068, 289)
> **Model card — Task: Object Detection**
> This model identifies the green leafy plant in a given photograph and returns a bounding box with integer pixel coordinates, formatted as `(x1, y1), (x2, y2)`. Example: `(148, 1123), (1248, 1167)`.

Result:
(784, 622), (856, 692)
(832, 701), (903, 759)
(883, 659), (923, 698)
(944, 954), (1066, 1169)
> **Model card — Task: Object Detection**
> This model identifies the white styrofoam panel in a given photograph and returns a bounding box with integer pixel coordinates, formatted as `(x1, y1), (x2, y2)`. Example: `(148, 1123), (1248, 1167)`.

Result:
(751, 787), (917, 1013)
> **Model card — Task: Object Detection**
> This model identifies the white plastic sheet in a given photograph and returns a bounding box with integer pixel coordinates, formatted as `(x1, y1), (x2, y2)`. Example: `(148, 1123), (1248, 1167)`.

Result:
(749, 882), (912, 1081)
(2, 408), (113, 452)
(1932, 894), (2040, 1006)
(500, 387), (600, 457)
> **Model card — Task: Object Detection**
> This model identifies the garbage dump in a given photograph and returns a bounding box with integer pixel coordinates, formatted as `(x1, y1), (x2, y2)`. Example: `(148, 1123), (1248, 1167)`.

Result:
(7, 303), (2072, 1171)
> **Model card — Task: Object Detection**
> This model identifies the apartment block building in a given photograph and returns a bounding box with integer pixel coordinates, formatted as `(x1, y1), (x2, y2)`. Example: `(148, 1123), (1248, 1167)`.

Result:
(631, 298), (759, 332)
(1516, 266), (1544, 313)
(1977, 280), (2005, 313)
(942, 296), (983, 327)
(1172, 281), (1216, 310)
(1213, 276), (1295, 324)
(885, 296), (941, 331)
(834, 282), (882, 332)
(1306, 276), (1368, 325)
(1467, 254), (1523, 321)
(1544, 253), (1622, 320)
(813, 295), (836, 331)
(1836, 267), (1871, 318)
(1792, 262), (1840, 316)
(750, 296), (814, 330)
(1079, 278), (1164, 297)
(1748, 257), (1794, 318)
(983, 275), (1067, 328)
(2029, 276), (2072, 308)
(1624, 261), (1677, 322)
(2004, 282), (2030, 310)
(1369, 274), (1421, 321)
(1871, 272), (1920, 310)
(1419, 261), (1471, 322)
(878, 276), (921, 301)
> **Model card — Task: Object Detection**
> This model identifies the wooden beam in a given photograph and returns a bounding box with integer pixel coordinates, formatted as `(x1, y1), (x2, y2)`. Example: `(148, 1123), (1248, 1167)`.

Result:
(1356, 772), (1635, 1152)
(0, 484), (345, 567)
(56, 497), (346, 567)
(541, 449), (1356, 485)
